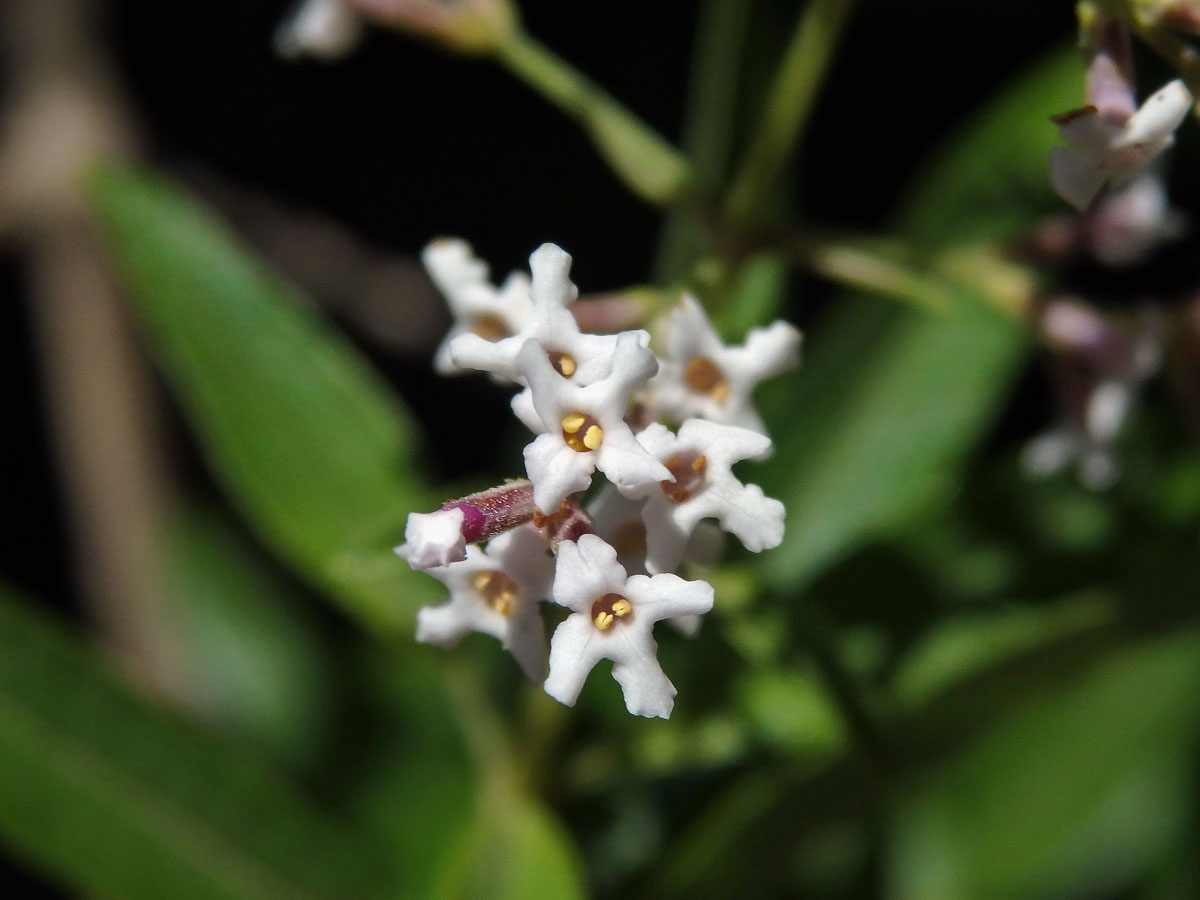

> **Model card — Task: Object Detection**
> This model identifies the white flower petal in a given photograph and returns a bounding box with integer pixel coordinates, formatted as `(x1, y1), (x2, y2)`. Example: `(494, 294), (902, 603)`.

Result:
(544, 614), (608, 706)
(624, 572), (715, 622)
(610, 628), (676, 718)
(595, 426), (673, 491)
(551, 534), (628, 612)
(524, 433), (596, 512)
(274, 0), (363, 60)
(1124, 80), (1192, 147)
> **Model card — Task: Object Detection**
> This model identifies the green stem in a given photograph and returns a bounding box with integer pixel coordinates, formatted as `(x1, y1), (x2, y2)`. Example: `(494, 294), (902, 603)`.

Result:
(655, 0), (753, 282)
(495, 33), (691, 206)
(725, 0), (857, 230)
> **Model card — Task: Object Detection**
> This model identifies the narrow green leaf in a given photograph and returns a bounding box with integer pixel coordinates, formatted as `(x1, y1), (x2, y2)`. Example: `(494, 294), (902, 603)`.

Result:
(161, 503), (335, 768)
(433, 786), (586, 900)
(761, 50), (1080, 591)
(89, 168), (438, 636)
(0, 587), (396, 900)
(888, 628), (1200, 899)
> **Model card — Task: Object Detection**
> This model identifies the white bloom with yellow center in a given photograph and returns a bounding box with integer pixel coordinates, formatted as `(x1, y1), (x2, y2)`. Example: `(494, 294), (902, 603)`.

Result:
(422, 238), (533, 376)
(544, 534), (714, 718)
(519, 332), (670, 512)
(449, 244), (634, 424)
(414, 524), (554, 682)
(619, 419), (784, 573)
(649, 295), (800, 435)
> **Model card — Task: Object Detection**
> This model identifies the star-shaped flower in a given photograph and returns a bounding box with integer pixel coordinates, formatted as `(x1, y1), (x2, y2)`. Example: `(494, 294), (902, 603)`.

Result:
(414, 524), (554, 682)
(544, 534), (714, 718)
(648, 295), (800, 435)
(449, 244), (629, 402)
(422, 238), (533, 376)
(618, 419), (784, 573)
(519, 333), (671, 512)
(1050, 79), (1193, 212)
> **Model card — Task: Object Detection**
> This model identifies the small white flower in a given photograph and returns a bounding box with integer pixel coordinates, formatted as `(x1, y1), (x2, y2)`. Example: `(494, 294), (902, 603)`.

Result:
(449, 243), (628, 401)
(415, 525), (553, 682)
(394, 508), (467, 569)
(649, 295), (800, 435)
(544, 534), (714, 718)
(1085, 171), (1185, 267)
(274, 0), (364, 61)
(1050, 79), (1193, 212)
(519, 333), (671, 512)
(619, 419), (784, 573)
(422, 238), (533, 376)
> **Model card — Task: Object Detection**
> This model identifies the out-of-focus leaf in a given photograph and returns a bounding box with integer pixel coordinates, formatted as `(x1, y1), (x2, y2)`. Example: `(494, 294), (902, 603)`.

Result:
(90, 168), (437, 637)
(760, 51), (1080, 591)
(433, 786), (586, 900)
(161, 503), (333, 768)
(888, 628), (1200, 900)
(0, 586), (397, 900)
(890, 594), (1115, 709)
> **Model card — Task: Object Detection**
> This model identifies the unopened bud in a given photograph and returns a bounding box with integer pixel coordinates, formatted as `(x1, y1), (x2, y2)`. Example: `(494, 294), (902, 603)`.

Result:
(347, 0), (518, 54)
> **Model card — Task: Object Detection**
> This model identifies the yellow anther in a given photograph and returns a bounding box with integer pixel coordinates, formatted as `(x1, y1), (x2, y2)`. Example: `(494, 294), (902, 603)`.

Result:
(591, 592), (631, 631)
(685, 357), (729, 404)
(549, 351), (577, 378)
(472, 570), (519, 617)
(562, 412), (602, 452)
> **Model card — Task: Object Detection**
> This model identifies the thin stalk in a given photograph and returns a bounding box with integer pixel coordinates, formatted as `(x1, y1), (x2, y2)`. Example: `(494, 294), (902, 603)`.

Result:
(495, 32), (691, 206)
(725, 0), (858, 230)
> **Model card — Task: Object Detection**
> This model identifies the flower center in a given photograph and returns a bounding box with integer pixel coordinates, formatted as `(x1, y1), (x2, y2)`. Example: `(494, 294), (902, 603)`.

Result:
(561, 412), (603, 452)
(472, 570), (519, 617)
(591, 592), (633, 631)
(470, 315), (509, 342)
(660, 453), (708, 503)
(685, 357), (729, 403)
(548, 351), (577, 378)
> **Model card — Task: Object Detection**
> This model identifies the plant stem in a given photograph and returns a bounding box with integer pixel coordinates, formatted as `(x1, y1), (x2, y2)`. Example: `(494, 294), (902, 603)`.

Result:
(495, 32), (691, 206)
(724, 0), (858, 230)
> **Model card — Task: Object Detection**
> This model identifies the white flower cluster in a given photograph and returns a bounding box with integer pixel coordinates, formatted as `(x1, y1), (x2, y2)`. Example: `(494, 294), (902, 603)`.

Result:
(396, 240), (800, 718)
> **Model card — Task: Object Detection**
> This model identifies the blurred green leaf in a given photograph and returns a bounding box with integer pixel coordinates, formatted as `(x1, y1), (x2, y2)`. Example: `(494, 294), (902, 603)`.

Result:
(0, 586), (396, 900)
(761, 50), (1080, 591)
(90, 167), (438, 638)
(161, 502), (334, 768)
(433, 786), (586, 900)
(889, 627), (1200, 900)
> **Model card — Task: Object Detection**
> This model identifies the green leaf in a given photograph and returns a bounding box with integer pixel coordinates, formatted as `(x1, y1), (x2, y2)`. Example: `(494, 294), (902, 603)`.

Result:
(89, 167), (438, 637)
(160, 502), (335, 768)
(888, 628), (1200, 900)
(0, 586), (397, 900)
(433, 786), (586, 900)
(761, 50), (1080, 591)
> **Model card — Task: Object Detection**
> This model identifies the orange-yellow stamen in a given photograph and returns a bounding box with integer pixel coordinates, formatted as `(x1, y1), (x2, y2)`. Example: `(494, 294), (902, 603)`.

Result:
(660, 453), (708, 503)
(472, 570), (519, 617)
(548, 351), (577, 378)
(562, 412), (603, 452)
(685, 357), (729, 404)
(591, 592), (633, 631)
(470, 315), (509, 342)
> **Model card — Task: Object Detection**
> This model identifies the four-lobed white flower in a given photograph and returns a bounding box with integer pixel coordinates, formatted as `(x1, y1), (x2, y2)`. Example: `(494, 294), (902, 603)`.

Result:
(649, 295), (801, 435)
(544, 534), (714, 718)
(1050, 79), (1193, 212)
(519, 332), (671, 512)
(422, 238), (534, 376)
(415, 524), (555, 682)
(619, 419), (785, 574)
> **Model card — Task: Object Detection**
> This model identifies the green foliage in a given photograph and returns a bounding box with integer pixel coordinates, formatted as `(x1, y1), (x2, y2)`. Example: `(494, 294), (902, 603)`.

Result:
(760, 50), (1080, 591)
(89, 168), (439, 637)
(0, 586), (397, 900)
